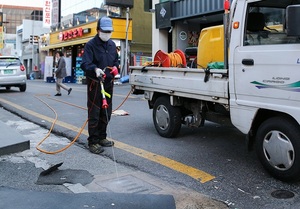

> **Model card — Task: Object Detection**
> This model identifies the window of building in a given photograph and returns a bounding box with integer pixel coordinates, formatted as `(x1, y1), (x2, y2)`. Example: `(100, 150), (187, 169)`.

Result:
(2, 7), (43, 34)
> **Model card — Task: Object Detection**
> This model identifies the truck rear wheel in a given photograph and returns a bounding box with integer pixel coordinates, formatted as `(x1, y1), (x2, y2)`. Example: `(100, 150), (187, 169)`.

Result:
(256, 117), (300, 182)
(153, 96), (181, 138)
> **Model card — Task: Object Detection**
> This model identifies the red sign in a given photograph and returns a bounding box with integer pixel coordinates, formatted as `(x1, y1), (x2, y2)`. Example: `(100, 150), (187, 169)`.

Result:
(59, 28), (85, 41)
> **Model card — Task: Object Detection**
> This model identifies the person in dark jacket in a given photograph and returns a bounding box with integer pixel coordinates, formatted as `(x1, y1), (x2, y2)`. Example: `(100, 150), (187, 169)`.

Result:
(80, 16), (119, 154)
(54, 51), (72, 96)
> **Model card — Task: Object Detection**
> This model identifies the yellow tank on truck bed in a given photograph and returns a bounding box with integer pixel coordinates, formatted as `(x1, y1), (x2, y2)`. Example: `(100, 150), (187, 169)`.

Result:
(197, 25), (224, 68)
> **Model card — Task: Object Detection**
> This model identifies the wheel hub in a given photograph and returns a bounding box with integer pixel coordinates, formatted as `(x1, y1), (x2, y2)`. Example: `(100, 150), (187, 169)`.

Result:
(263, 130), (294, 171)
(155, 105), (170, 130)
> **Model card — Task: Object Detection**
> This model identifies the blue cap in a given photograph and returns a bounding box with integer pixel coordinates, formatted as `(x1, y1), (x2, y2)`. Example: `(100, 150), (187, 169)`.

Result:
(97, 16), (113, 32)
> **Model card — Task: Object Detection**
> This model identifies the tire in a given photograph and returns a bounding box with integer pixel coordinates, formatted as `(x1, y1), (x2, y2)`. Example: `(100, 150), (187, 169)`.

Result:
(153, 96), (181, 138)
(19, 84), (26, 92)
(6, 86), (11, 90)
(255, 117), (300, 182)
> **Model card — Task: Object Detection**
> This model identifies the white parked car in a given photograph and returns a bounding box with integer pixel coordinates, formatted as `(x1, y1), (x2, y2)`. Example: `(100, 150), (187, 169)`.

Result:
(0, 56), (27, 92)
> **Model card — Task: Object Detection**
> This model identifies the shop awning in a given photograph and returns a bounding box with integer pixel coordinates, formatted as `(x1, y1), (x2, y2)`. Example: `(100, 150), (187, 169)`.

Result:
(41, 37), (92, 51)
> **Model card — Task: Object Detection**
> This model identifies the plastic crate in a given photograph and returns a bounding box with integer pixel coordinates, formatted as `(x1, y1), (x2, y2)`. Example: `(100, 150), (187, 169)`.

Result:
(76, 76), (83, 84)
(46, 77), (55, 83)
(63, 76), (73, 83)
(75, 70), (84, 76)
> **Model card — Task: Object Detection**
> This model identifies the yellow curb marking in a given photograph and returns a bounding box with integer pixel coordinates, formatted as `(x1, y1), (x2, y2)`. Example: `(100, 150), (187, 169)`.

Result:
(0, 97), (215, 183)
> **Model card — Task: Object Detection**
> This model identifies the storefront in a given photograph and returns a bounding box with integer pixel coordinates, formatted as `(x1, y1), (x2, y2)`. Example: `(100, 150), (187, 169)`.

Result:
(152, 0), (226, 61)
(41, 17), (132, 83)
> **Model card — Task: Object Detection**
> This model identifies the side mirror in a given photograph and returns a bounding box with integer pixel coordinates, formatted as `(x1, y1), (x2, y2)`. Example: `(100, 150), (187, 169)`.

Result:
(286, 5), (300, 36)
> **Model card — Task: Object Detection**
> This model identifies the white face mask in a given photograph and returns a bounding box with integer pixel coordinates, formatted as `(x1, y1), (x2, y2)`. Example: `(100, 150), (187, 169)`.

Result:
(99, 32), (112, 42)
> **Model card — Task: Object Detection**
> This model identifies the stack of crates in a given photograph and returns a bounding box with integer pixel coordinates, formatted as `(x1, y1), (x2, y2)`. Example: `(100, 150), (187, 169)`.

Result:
(46, 77), (55, 83)
(63, 76), (73, 83)
(75, 57), (85, 84)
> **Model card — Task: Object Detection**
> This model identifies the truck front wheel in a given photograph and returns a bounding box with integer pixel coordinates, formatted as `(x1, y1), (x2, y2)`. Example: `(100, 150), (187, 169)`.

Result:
(256, 117), (300, 182)
(153, 96), (181, 138)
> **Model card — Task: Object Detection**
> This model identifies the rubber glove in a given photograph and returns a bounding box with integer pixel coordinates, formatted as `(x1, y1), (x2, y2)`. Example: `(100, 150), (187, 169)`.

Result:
(95, 68), (105, 78)
(110, 66), (118, 77)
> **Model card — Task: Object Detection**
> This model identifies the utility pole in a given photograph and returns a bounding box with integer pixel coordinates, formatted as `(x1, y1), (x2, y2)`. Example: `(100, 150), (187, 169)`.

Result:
(123, 7), (130, 78)
(31, 20), (34, 77)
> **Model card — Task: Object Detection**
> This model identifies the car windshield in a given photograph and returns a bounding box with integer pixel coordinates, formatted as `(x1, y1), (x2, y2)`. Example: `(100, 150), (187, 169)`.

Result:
(0, 58), (20, 67)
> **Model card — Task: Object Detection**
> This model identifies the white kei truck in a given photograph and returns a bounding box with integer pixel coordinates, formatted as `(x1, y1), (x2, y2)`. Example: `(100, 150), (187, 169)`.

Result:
(129, 0), (300, 182)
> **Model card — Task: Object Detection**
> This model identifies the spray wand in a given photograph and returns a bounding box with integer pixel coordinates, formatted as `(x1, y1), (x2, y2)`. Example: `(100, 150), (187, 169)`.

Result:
(99, 77), (110, 109)
(97, 66), (117, 108)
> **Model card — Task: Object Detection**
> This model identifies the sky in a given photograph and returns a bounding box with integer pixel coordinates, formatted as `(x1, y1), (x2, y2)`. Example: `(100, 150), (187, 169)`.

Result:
(0, 0), (103, 16)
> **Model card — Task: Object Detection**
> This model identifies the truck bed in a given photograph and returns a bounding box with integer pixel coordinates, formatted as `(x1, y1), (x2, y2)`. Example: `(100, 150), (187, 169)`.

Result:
(129, 66), (229, 104)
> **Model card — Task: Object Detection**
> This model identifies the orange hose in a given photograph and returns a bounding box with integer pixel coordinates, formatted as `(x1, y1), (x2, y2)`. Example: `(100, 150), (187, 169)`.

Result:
(152, 49), (186, 67)
(34, 94), (87, 154)
(34, 86), (132, 154)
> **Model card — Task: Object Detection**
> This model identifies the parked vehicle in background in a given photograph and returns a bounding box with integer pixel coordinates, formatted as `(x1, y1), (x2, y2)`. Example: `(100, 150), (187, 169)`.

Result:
(0, 56), (27, 92)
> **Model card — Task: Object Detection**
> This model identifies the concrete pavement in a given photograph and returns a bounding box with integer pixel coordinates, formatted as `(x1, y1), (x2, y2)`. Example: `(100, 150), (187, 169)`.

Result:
(0, 107), (228, 209)
(0, 119), (29, 156)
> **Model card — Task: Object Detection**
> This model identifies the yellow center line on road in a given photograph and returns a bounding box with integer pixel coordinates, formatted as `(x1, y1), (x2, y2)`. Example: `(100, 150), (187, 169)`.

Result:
(0, 97), (215, 183)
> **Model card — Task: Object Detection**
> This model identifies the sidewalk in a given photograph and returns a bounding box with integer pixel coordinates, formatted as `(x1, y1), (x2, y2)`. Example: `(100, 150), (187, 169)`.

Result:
(0, 107), (228, 209)
(0, 119), (29, 156)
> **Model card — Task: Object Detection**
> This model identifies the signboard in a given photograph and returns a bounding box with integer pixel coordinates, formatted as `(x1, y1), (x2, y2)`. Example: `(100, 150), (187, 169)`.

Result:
(179, 31), (187, 41)
(43, 0), (51, 28)
(59, 27), (91, 41)
(44, 56), (54, 81)
(0, 26), (3, 49)
(0, 12), (3, 26)
(155, 1), (173, 29)
(65, 57), (71, 76)
(52, 0), (59, 27)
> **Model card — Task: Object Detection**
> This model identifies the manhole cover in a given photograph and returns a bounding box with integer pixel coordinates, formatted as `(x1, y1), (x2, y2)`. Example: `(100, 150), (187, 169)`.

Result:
(96, 175), (162, 194)
(271, 190), (295, 199)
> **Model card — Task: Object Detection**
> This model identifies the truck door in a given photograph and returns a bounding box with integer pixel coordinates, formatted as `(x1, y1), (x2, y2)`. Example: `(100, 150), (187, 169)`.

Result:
(233, 5), (300, 108)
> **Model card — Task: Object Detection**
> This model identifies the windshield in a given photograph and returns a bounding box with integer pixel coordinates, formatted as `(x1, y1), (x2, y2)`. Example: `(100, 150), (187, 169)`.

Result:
(251, 0), (300, 8)
(244, 4), (300, 46)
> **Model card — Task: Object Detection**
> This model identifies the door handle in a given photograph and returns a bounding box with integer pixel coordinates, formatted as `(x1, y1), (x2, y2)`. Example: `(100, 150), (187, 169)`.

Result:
(242, 59), (254, 66)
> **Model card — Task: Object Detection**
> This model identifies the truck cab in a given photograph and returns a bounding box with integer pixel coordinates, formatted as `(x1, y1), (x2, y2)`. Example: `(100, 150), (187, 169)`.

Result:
(227, 0), (300, 182)
(229, 0), (300, 133)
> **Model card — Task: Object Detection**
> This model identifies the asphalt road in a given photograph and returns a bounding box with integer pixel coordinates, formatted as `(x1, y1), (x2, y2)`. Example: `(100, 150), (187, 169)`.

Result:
(0, 79), (299, 209)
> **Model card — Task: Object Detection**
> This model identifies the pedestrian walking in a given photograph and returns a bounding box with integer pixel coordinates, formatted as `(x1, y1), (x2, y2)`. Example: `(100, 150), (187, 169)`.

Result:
(54, 51), (72, 96)
(80, 16), (119, 154)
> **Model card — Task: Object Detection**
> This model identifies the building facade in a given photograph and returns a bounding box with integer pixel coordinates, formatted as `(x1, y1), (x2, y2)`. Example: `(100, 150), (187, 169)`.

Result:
(40, 0), (152, 81)
(40, 17), (132, 82)
(16, 20), (49, 78)
(1, 5), (43, 34)
(0, 5), (43, 58)
(2, 1), (152, 80)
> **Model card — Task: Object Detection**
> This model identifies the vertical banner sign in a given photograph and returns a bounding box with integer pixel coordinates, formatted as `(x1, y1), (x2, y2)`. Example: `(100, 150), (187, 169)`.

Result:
(52, 0), (59, 28)
(0, 26), (3, 49)
(43, 0), (51, 28)
(0, 12), (3, 26)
